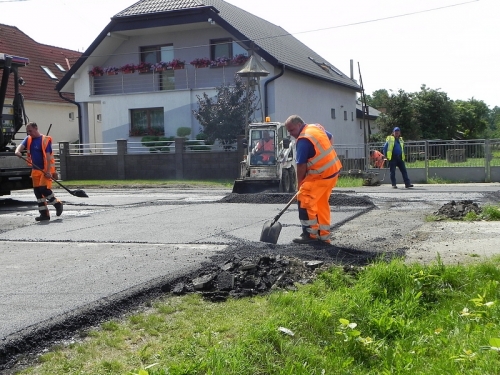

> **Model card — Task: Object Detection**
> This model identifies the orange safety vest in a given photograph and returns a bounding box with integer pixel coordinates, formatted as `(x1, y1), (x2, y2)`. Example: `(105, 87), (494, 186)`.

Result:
(298, 124), (342, 180)
(257, 139), (274, 161)
(371, 150), (385, 168)
(26, 135), (56, 173)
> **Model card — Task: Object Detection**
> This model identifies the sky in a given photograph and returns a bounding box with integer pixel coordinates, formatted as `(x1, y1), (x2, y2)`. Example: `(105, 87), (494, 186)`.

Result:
(0, 0), (497, 108)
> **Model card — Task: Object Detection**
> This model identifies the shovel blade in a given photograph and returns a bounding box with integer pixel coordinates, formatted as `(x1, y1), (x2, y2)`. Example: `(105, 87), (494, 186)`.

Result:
(260, 219), (282, 244)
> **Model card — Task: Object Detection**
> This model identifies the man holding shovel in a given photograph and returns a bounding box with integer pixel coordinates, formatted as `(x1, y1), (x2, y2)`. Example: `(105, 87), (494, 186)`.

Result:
(284, 115), (342, 245)
(15, 122), (63, 221)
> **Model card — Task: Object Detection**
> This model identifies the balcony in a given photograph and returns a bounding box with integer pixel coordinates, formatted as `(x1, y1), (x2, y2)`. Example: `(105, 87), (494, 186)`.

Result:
(90, 64), (245, 96)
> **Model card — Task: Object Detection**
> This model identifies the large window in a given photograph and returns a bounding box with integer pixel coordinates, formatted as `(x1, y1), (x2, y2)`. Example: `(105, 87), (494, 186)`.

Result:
(130, 108), (164, 136)
(210, 38), (247, 61)
(140, 45), (175, 90)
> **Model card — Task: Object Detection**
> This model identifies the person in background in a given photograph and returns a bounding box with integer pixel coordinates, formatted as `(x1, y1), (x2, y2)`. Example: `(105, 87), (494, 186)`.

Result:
(15, 122), (63, 221)
(383, 127), (413, 189)
(253, 130), (275, 164)
(284, 115), (342, 245)
(370, 149), (386, 168)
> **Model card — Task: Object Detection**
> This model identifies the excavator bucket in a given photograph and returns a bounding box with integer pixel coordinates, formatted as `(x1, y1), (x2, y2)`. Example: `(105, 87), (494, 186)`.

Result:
(232, 179), (280, 194)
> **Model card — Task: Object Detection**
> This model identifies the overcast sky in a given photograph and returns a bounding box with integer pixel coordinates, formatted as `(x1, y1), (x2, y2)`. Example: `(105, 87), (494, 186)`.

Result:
(0, 0), (497, 107)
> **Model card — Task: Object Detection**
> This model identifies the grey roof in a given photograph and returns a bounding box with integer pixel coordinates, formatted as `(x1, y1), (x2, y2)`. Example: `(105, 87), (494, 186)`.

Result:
(117, 0), (359, 90)
(356, 100), (381, 119)
(56, 0), (360, 91)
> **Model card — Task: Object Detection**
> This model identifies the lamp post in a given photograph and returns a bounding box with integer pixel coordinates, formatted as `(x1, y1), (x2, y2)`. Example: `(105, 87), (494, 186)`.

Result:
(236, 54), (269, 140)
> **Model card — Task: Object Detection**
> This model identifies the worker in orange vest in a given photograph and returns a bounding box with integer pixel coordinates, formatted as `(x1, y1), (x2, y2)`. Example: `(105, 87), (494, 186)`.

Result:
(370, 149), (386, 168)
(285, 115), (342, 245)
(253, 130), (275, 163)
(15, 122), (63, 221)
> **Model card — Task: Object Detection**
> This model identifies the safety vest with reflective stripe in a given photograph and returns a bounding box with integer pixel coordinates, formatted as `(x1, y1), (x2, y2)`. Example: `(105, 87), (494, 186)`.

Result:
(385, 135), (405, 161)
(298, 124), (342, 180)
(26, 135), (56, 173)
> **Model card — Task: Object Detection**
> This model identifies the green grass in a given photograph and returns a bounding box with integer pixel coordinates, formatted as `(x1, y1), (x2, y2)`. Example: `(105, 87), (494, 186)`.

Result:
(59, 177), (365, 189)
(17, 257), (500, 375)
(59, 179), (235, 189)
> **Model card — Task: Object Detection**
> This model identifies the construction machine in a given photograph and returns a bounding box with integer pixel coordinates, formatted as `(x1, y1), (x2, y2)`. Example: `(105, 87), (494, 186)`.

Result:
(232, 119), (297, 194)
(0, 52), (32, 196)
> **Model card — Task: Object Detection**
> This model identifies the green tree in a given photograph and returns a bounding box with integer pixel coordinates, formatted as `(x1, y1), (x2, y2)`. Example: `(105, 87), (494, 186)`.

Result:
(486, 105), (500, 138)
(192, 77), (256, 149)
(454, 98), (490, 139)
(413, 85), (457, 140)
(364, 89), (390, 109)
(376, 89), (420, 140)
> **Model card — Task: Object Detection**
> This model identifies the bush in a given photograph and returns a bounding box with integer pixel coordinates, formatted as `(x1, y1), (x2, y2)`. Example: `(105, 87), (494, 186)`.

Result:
(141, 136), (174, 153)
(176, 127), (191, 138)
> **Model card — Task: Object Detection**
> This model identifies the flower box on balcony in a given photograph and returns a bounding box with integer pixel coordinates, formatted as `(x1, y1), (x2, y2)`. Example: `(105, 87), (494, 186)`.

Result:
(137, 61), (153, 73)
(120, 64), (136, 74)
(169, 59), (185, 70)
(190, 57), (211, 68)
(231, 54), (249, 66)
(211, 56), (230, 68)
(103, 66), (119, 75)
(89, 66), (104, 77)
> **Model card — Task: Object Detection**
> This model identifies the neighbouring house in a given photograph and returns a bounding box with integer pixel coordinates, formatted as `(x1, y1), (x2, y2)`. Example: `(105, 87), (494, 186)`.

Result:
(356, 99), (381, 141)
(56, 0), (362, 150)
(0, 24), (81, 145)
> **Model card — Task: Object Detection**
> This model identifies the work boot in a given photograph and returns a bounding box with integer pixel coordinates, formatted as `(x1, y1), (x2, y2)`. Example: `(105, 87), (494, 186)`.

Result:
(54, 200), (63, 216)
(293, 233), (316, 244)
(35, 210), (50, 222)
(405, 184), (414, 188)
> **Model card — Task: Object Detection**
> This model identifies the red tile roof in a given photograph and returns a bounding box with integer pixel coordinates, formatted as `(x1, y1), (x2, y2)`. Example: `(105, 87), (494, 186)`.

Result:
(0, 24), (81, 103)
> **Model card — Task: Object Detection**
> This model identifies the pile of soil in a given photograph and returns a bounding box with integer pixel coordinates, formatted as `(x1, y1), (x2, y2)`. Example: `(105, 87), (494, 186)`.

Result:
(435, 200), (481, 219)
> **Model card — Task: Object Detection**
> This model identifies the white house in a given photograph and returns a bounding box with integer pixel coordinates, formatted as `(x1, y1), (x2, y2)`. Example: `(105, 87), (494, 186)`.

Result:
(56, 0), (362, 147)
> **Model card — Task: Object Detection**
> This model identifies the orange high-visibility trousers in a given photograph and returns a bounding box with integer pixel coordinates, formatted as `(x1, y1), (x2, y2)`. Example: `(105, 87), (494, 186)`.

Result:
(297, 175), (339, 242)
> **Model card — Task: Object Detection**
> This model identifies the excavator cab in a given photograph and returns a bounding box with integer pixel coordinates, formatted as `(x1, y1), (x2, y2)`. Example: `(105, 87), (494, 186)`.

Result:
(232, 120), (297, 194)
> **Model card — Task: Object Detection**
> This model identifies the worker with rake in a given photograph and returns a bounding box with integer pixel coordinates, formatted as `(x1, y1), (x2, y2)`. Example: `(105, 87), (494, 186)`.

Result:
(284, 115), (342, 245)
(15, 122), (63, 221)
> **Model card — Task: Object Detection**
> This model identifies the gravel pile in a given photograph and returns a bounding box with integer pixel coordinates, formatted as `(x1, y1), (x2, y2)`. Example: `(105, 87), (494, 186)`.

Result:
(435, 200), (481, 219)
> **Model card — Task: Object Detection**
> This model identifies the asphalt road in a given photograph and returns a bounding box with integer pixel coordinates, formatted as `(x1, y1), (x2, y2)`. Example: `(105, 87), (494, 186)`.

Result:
(1, 183), (500, 371)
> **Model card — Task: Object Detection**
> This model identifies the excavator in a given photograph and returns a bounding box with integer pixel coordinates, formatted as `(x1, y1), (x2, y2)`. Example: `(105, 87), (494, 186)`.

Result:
(0, 52), (32, 196)
(232, 118), (297, 194)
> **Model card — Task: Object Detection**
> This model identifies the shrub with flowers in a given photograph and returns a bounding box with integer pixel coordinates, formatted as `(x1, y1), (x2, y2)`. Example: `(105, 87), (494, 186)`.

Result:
(120, 63), (136, 73)
(168, 59), (185, 69)
(231, 53), (249, 66)
(89, 66), (104, 76)
(190, 57), (211, 68)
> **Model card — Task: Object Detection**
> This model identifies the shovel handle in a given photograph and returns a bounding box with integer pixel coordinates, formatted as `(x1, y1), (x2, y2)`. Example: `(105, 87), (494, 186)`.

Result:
(273, 192), (299, 222)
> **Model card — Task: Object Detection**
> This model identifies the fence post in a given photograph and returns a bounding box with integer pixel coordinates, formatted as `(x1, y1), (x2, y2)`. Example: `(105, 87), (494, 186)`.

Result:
(58, 141), (70, 180)
(116, 139), (127, 179)
(485, 139), (491, 183)
(424, 140), (429, 183)
(175, 137), (185, 179)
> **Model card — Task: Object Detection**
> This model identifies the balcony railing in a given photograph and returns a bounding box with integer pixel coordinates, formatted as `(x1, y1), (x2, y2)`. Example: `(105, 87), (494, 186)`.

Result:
(90, 64), (246, 95)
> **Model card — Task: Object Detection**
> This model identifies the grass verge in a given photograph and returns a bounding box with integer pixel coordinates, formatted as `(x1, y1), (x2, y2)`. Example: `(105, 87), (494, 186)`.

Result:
(17, 257), (500, 375)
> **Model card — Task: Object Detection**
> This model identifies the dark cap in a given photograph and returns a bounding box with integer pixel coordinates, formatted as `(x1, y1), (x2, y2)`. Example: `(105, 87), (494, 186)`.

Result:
(393, 127), (400, 132)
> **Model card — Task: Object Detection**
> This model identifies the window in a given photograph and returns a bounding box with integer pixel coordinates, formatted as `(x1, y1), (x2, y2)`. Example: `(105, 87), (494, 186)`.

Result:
(344, 111), (347, 121)
(41, 66), (57, 80)
(96, 114), (102, 122)
(210, 38), (247, 60)
(55, 63), (66, 72)
(331, 108), (336, 119)
(141, 45), (175, 90)
(69, 112), (75, 121)
(351, 112), (354, 121)
(130, 108), (164, 136)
